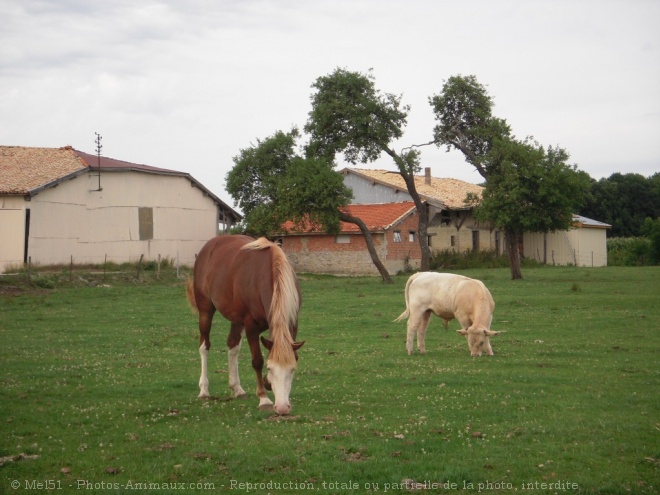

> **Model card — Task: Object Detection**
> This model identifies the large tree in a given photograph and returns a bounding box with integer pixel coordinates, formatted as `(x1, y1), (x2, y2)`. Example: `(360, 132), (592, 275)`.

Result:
(226, 128), (393, 282)
(305, 68), (434, 271)
(430, 75), (589, 279)
(580, 172), (660, 237)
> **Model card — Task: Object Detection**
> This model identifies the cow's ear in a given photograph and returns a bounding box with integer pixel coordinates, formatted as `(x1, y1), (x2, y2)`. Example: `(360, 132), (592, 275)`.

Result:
(457, 329), (468, 336)
(485, 329), (504, 337)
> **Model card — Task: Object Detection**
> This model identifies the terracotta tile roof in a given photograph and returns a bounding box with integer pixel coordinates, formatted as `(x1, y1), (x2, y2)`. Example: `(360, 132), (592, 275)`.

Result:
(282, 202), (416, 234)
(344, 168), (484, 209)
(0, 146), (87, 194)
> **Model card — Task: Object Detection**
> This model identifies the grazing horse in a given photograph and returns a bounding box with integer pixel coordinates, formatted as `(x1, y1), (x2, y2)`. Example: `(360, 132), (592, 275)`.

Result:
(186, 235), (304, 415)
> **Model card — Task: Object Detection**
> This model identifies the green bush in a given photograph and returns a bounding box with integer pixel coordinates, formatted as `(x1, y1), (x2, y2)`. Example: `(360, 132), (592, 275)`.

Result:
(430, 249), (526, 270)
(607, 237), (653, 266)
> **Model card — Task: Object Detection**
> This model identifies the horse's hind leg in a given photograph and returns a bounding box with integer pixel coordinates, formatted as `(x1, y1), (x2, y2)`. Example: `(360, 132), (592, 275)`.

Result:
(227, 323), (247, 399)
(198, 308), (215, 399)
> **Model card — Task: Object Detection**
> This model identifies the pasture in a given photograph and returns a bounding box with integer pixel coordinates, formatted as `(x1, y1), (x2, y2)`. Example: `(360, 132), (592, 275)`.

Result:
(1, 266), (658, 494)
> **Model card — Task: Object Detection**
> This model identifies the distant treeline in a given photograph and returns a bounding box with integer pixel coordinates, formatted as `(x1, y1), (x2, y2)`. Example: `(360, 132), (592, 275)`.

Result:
(579, 172), (660, 237)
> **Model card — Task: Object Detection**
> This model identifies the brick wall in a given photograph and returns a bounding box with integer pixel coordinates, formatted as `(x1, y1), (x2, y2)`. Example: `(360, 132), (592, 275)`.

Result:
(279, 209), (500, 276)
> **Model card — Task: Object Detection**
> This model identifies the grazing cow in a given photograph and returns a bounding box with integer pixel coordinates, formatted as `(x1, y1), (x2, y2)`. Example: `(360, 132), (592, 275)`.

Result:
(395, 272), (503, 357)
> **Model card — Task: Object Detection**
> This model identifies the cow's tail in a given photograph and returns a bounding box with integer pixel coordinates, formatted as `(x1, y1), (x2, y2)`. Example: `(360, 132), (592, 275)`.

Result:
(394, 272), (424, 322)
(394, 308), (409, 322)
(186, 277), (198, 314)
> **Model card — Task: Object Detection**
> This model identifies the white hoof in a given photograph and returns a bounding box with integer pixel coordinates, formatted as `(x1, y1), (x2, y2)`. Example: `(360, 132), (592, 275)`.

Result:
(258, 397), (274, 411)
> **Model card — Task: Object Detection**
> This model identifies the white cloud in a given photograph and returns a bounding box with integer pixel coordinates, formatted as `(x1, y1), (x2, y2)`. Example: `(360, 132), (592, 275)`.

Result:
(1, 0), (658, 207)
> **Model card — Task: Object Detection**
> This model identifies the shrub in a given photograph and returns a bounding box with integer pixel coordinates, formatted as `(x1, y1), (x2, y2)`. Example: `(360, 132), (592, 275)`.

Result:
(607, 237), (652, 266)
(430, 249), (514, 270)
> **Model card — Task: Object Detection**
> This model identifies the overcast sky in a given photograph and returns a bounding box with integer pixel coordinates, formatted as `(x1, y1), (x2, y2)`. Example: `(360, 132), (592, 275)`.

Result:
(2, 0), (658, 208)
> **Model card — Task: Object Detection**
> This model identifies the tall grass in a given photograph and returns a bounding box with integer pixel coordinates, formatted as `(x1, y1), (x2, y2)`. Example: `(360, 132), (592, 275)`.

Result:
(1, 267), (658, 494)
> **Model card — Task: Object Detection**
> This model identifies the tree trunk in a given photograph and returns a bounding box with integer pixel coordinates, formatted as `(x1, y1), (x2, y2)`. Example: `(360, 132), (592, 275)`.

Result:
(416, 203), (432, 271)
(398, 171), (432, 271)
(505, 227), (523, 280)
(339, 211), (393, 283)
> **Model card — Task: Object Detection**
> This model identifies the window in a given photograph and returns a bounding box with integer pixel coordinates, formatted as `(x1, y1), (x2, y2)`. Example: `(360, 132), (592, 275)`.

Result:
(138, 207), (153, 240)
(335, 235), (350, 244)
(393, 231), (402, 242)
(408, 231), (416, 242)
(450, 235), (455, 247)
(472, 230), (480, 251)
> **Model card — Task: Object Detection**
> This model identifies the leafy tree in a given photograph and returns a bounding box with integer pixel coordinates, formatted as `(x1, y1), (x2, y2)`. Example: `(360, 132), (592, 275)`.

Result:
(431, 75), (589, 279)
(226, 129), (301, 236)
(580, 172), (660, 237)
(226, 128), (393, 282)
(305, 68), (433, 271)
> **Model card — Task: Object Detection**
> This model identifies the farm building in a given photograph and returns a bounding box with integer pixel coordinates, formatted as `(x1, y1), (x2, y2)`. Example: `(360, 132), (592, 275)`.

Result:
(523, 215), (611, 267)
(0, 145), (241, 273)
(278, 167), (611, 274)
(342, 167), (502, 254)
(279, 202), (420, 275)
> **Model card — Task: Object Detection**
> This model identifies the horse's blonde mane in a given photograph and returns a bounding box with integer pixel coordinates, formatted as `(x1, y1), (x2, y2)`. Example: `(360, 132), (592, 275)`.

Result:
(242, 238), (299, 367)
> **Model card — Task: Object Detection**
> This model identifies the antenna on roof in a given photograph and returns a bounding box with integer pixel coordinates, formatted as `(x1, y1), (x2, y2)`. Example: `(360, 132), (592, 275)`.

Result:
(92, 132), (103, 191)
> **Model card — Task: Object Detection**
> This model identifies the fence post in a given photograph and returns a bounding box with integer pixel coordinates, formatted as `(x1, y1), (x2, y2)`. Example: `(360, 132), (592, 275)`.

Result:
(136, 254), (144, 281)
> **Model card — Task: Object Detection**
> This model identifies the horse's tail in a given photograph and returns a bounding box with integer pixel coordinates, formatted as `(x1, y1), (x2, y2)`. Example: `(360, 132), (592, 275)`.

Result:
(186, 277), (198, 314)
(394, 272), (424, 322)
(243, 238), (300, 365)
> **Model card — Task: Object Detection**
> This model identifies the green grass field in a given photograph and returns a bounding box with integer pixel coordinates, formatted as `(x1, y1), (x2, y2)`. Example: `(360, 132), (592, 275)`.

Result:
(1, 267), (658, 494)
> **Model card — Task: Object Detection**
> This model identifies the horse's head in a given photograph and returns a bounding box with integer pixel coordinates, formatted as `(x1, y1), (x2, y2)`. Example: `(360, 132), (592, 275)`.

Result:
(261, 337), (305, 415)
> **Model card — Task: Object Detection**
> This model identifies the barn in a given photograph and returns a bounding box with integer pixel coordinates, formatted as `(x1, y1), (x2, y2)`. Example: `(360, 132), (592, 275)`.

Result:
(279, 202), (420, 275)
(522, 215), (611, 267)
(0, 145), (241, 273)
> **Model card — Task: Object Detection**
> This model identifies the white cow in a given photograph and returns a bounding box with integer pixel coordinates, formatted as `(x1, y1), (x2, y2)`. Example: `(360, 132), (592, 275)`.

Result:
(395, 272), (503, 357)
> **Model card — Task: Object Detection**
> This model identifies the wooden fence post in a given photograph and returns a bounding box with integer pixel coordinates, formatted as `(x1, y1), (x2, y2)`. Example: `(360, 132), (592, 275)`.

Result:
(136, 254), (144, 281)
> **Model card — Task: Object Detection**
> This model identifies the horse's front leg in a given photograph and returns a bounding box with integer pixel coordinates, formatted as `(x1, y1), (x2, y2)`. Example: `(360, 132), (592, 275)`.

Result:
(245, 328), (273, 411)
(198, 309), (215, 398)
(227, 323), (247, 399)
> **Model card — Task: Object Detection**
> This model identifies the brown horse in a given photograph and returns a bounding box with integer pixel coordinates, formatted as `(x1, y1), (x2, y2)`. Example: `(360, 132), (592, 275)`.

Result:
(186, 235), (304, 415)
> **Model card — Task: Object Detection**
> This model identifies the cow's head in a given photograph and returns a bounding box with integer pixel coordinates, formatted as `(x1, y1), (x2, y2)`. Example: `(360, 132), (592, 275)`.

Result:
(457, 328), (503, 357)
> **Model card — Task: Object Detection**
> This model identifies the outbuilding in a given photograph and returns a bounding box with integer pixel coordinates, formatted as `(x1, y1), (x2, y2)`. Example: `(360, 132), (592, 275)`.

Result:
(279, 202), (420, 275)
(0, 145), (241, 273)
(522, 215), (611, 267)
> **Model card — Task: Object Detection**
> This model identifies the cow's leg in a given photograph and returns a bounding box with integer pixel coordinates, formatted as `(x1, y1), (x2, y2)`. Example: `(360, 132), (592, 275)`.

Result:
(198, 307), (215, 399)
(245, 326), (273, 411)
(227, 323), (247, 398)
(406, 314), (418, 355)
(416, 310), (432, 354)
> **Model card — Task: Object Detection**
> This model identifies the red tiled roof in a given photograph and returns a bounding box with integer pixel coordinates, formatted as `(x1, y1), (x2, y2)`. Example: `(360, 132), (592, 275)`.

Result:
(344, 168), (484, 209)
(282, 202), (416, 234)
(0, 146), (87, 194)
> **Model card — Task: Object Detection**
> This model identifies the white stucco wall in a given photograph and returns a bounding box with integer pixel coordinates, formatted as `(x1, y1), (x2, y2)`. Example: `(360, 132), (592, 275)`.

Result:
(1, 170), (219, 272)
(523, 227), (608, 267)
